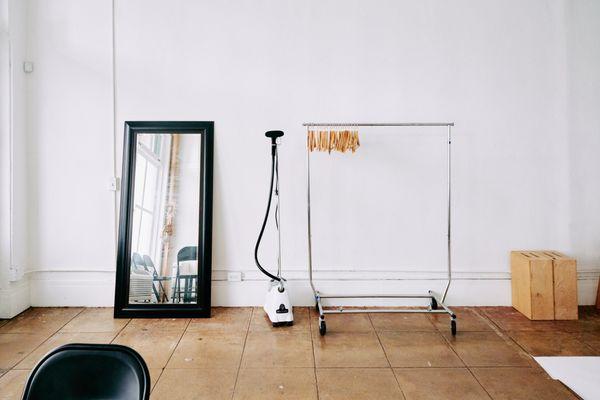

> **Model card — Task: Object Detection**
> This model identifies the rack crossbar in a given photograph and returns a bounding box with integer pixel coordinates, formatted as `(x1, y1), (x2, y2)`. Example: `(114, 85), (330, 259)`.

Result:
(303, 122), (454, 127)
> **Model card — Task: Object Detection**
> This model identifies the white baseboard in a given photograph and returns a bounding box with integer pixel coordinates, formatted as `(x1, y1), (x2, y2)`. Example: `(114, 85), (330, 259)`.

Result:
(0, 279), (31, 318)
(24, 268), (600, 308)
(211, 279), (513, 306)
(29, 272), (115, 307)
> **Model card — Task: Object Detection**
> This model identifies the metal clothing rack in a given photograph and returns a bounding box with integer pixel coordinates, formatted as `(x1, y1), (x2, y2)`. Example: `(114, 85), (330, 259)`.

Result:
(303, 122), (457, 336)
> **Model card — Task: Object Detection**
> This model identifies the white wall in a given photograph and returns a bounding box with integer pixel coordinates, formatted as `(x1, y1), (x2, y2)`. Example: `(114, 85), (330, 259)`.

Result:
(0, 0), (13, 310)
(23, 0), (116, 311)
(4, 0), (599, 311)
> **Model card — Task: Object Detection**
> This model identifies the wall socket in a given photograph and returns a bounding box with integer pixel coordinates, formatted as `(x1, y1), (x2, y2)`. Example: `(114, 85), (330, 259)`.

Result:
(227, 272), (243, 282)
(23, 61), (34, 73)
(109, 177), (121, 191)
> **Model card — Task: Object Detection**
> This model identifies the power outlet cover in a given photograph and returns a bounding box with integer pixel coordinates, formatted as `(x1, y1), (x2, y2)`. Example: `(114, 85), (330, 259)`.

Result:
(227, 272), (243, 282)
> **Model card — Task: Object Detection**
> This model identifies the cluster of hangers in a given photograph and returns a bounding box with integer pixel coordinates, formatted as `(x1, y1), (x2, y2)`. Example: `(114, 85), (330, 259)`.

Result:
(307, 129), (360, 153)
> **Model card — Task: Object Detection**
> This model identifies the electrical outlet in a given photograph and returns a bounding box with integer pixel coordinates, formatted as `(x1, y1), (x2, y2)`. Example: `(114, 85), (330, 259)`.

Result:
(227, 272), (243, 282)
(109, 177), (120, 191)
(23, 61), (34, 73)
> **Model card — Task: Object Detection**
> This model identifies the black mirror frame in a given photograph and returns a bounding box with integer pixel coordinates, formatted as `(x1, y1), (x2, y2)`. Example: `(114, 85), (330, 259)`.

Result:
(114, 121), (213, 318)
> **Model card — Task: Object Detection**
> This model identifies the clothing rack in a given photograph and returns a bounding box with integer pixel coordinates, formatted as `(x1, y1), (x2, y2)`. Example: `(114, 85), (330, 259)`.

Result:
(303, 122), (457, 335)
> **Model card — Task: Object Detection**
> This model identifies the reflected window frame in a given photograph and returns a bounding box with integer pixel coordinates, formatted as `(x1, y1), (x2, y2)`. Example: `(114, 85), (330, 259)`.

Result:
(114, 121), (214, 318)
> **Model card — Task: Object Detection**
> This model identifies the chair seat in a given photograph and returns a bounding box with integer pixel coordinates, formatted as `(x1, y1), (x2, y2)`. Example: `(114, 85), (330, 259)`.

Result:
(22, 344), (150, 400)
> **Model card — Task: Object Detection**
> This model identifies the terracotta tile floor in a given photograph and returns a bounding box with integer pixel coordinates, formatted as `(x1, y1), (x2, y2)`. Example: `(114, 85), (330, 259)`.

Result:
(1, 306), (597, 399)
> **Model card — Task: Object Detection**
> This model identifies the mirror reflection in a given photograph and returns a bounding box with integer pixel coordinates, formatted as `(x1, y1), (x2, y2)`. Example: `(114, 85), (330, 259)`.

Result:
(128, 133), (202, 304)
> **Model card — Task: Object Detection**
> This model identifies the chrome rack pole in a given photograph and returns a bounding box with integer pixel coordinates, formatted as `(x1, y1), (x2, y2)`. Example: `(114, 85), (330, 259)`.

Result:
(442, 124), (452, 302)
(306, 127), (323, 322)
(306, 128), (316, 295)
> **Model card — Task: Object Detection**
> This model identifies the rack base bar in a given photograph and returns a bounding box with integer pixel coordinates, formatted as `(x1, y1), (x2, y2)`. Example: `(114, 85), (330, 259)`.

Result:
(320, 294), (434, 299)
(313, 290), (457, 336)
(323, 308), (449, 314)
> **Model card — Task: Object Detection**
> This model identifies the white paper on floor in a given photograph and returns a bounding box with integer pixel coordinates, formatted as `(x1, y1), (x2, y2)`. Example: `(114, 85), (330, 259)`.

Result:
(535, 356), (600, 400)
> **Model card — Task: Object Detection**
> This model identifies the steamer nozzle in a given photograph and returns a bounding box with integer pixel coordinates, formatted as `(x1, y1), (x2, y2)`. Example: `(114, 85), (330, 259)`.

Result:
(265, 130), (284, 154)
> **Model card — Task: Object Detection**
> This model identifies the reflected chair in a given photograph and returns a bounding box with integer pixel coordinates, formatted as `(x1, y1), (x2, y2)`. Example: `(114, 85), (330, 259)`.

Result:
(143, 255), (170, 303)
(131, 253), (147, 273)
(21, 343), (150, 400)
(172, 246), (198, 303)
(131, 253), (161, 302)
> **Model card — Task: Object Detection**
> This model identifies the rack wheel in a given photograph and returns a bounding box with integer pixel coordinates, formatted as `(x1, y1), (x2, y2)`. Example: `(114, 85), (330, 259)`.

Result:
(319, 320), (326, 336)
(451, 319), (457, 336)
(430, 298), (438, 310)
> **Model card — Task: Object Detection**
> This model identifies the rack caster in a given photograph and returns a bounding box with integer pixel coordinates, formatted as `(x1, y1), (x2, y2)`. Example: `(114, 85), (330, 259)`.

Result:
(319, 320), (326, 336)
(451, 319), (457, 336)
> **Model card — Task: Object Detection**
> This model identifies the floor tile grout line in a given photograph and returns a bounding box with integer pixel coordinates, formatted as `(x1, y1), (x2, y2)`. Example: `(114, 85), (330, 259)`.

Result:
(438, 325), (472, 371)
(10, 311), (127, 371)
(465, 366), (494, 399)
(445, 307), (541, 367)
(507, 330), (597, 359)
(384, 311), (491, 399)
(468, 307), (501, 332)
(148, 318), (192, 395)
(367, 312), (407, 399)
(423, 311), (441, 332)
(471, 309), (540, 360)
(309, 307), (321, 400)
(486, 323), (539, 364)
(109, 319), (132, 345)
(441, 326), (539, 371)
(7, 307), (86, 372)
(475, 308), (508, 333)
(230, 307), (253, 400)
(478, 308), (600, 358)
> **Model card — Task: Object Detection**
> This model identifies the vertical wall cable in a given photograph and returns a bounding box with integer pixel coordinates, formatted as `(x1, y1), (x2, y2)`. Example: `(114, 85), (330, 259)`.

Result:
(111, 0), (118, 260)
(7, 2), (15, 280)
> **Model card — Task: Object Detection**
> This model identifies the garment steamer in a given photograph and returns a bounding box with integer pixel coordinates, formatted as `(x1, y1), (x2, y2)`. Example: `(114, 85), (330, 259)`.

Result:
(254, 130), (294, 326)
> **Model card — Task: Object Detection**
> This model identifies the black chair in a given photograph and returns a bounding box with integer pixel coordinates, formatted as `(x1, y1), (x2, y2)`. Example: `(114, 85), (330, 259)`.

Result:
(172, 246), (198, 303)
(22, 343), (150, 400)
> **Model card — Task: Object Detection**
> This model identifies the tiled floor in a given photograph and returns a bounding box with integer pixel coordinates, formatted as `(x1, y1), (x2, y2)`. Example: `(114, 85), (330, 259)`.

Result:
(1, 306), (598, 399)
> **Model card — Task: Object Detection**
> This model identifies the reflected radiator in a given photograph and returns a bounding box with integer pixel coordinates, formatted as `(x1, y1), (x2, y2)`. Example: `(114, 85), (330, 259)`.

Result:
(129, 270), (153, 303)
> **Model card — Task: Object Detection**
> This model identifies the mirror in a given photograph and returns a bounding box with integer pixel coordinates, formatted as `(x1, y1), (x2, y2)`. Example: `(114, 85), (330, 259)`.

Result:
(129, 133), (200, 305)
(115, 122), (213, 318)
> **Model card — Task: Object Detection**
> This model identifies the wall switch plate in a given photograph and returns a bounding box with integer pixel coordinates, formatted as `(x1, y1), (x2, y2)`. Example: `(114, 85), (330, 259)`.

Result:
(23, 61), (34, 73)
(109, 177), (120, 191)
(227, 272), (243, 282)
